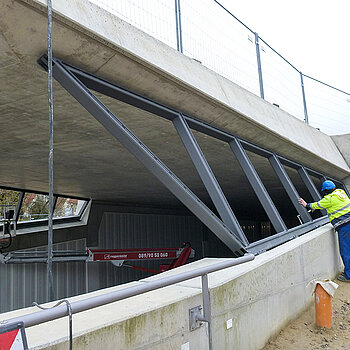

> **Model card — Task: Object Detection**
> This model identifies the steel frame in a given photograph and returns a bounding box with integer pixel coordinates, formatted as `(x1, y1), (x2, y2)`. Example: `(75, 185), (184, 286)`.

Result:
(41, 56), (246, 256)
(37, 55), (347, 256)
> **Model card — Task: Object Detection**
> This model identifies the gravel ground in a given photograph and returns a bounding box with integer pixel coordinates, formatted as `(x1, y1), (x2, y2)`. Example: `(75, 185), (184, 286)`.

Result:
(263, 279), (350, 350)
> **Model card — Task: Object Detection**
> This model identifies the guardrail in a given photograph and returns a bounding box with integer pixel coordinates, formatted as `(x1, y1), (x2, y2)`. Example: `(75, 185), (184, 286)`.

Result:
(0, 254), (255, 350)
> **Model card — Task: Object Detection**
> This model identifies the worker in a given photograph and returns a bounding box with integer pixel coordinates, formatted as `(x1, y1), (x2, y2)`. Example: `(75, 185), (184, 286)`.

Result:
(298, 180), (350, 282)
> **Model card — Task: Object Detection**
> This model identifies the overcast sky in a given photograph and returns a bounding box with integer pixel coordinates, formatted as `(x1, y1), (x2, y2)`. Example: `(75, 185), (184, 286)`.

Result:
(219, 0), (350, 93)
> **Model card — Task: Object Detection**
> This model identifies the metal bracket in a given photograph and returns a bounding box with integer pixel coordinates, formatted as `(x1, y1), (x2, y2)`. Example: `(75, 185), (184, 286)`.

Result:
(0, 253), (10, 263)
(189, 305), (208, 331)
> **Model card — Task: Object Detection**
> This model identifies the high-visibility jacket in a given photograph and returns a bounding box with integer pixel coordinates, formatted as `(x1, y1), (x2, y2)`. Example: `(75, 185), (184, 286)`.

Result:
(308, 189), (350, 229)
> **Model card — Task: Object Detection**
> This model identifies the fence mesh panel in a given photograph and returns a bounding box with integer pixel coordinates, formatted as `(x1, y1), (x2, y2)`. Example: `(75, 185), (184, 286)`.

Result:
(88, 0), (349, 135)
(89, 0), (177, 49)
(259, 40), (305, 121)
(303, 77), (350, 135)
(180, 0), (259, 95)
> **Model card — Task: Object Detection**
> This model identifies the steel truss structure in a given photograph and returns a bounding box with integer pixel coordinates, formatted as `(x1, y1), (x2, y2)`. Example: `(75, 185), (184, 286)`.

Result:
(38, 55), (346, 256)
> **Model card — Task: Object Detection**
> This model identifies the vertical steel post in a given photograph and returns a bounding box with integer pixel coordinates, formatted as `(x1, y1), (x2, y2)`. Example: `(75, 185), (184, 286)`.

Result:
(175, 0), (183, 53)
(201, 274), (213, 350)
(173, 115), (248, 245)
(47, 0), (55, 301)
(229, 139), (286, 233)
(269, 155), (312, 223)
(255, 32), (264, 99)
(300, 72), (309, 124)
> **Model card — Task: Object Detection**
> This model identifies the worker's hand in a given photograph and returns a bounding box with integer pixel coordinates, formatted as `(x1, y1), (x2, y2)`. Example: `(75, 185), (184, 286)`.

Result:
(298, 198), (307, 207)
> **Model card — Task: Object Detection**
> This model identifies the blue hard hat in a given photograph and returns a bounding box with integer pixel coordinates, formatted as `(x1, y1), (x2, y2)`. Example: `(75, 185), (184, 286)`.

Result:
(321, 180), (336, 191)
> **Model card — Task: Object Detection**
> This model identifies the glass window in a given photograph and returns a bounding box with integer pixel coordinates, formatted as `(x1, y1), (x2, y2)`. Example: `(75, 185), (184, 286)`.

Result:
(53, 198), (86, 218)
(19, 193), (49, 222)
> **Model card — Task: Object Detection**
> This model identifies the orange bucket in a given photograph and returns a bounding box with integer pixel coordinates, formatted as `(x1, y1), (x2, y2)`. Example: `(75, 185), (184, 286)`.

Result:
(315, 283), (332, 328)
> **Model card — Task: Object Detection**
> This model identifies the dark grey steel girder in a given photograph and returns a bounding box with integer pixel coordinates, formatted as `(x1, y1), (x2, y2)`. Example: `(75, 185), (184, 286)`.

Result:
(36, 55), (349, 256)
(229, 139), (287, 233)
(49, 58), (246, 255)
(246, 216), (329, 254)
(269, 154), (312, 223)
(298, 167), (327, 216)
(173, 115), (248, 245)
(298, 167), (322, 201)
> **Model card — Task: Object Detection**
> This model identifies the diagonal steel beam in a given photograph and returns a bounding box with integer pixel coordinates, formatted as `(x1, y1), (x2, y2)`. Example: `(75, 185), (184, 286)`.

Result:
(298, 167), (322, 201)
(173, 115), (248, 244)
(44, 57), (246, 255)
(298, 167), (327, 216)
(229, 138), (287, 233)
(269, 154), (312, 223)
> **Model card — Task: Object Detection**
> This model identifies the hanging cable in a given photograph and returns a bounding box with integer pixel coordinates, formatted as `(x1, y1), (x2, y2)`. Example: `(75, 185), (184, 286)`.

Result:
(47, 0), (55, 301)
(33, 300), (73, 350)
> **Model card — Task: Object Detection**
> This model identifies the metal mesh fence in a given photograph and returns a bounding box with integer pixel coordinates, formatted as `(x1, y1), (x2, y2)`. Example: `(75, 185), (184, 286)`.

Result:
(89, 0), (177, 49)
(303, 76), (350, 135)
(259, 39), (305, 121)
(180, 0), (259, 95)
(89, 0), (349, 135)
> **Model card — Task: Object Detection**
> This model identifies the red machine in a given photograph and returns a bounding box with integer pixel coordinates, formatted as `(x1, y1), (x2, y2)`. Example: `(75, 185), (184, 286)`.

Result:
(88, 242), (194, 273)
(1, 243), (195, 274)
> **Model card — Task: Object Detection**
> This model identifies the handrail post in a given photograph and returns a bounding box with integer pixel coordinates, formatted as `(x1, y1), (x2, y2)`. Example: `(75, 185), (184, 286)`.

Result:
(300, 72), (309, 124)
(201, 274), (213, 350)
(175, 0), (183, 53)
(255, 32), (264, 99)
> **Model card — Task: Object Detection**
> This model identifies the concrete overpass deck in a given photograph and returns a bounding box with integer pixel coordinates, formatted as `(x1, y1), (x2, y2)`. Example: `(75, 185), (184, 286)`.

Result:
(0, 0), (348, 202)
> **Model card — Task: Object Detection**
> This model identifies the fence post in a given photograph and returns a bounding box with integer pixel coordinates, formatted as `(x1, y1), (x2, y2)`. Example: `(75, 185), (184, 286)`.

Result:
(255, 32), (264, 99)
(175, 0), (183, 53)
(300, 72), (309, 124)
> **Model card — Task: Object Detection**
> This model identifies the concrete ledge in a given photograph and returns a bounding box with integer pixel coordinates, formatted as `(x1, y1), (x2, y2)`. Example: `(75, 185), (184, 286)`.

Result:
(0, 224), (342, 349)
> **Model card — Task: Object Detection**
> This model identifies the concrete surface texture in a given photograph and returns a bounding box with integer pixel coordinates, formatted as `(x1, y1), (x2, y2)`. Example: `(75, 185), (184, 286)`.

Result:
(0, 224), (342, 349)
(0, 0), (348, 206)
(332, 134), (350, 167)
(332, 134), (350, 189)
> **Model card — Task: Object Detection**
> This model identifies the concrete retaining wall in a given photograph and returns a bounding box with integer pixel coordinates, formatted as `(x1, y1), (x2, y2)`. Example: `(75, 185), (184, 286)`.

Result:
(0, 224), (342, 349)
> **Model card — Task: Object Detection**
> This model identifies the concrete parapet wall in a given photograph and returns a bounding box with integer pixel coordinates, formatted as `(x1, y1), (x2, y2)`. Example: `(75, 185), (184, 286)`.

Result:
(0, 224), (342, 349)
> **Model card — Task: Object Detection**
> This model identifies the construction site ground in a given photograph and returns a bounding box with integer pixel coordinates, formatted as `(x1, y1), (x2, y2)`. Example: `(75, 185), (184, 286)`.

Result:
(263, 279), (350, 350)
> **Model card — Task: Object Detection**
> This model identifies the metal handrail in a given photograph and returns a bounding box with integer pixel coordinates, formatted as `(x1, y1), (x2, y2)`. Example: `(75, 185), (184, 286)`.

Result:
(1, 254), (255, 329)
